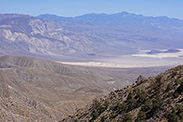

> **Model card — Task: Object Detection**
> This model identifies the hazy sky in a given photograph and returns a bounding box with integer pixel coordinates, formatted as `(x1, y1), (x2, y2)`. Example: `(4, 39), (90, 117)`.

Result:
(0, 0), (183, 19)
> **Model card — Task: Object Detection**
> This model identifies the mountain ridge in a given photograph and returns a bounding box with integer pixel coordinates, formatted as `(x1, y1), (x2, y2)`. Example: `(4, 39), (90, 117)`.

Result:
(37, 11), (183, 21)
(63, 64), (183, 122)
(1, 12), (183, 64)
(37, 11), (183, 28)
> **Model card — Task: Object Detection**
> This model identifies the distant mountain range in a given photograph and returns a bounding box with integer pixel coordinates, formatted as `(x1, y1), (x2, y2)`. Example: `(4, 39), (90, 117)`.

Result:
(0, 55), (168, 121)
(1, 12), (183, 60)
(38, 11), (183, 27)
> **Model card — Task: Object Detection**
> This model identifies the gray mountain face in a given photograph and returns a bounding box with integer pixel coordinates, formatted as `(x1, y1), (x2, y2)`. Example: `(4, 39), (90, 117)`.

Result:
(1, 12), (183, 60)
(38, 12), (183, 50)
(0, 14), (96, 57)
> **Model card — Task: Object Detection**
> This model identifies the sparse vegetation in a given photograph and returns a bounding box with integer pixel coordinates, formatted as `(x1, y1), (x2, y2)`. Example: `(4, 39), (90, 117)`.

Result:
(122, 113), (132, 122)
(127, 92), (134, 101)
(166, 83), (173, 91)
(101, 116), (106, 122)
(92, 110), (99, 120)
(151, 97), (164, 115)
(141, 99), (152, 112)
(168, 108), (180, 122)
(176, 81), (183, 94)
(117, 102), (128, 113)
(136, 111), (146, 122)
(104, 100), (109, 109)
(175, 79), (181, 85)
(136, 89), (146, 105)
(63, 65), (183, 122)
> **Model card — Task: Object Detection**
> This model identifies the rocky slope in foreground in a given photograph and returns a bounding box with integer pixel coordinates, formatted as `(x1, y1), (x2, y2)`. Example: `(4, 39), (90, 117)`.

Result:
(63, 65), (183, 122)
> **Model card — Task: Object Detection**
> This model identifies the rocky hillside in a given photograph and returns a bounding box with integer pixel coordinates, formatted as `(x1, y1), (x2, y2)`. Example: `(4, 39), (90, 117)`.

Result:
(0, 55), (171, 121)
(63, 65), (183, 122)
(0, 55), (131, 121)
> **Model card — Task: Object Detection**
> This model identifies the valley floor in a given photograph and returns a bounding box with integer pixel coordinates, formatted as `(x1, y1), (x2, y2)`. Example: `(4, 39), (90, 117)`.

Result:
(59, 55), (183, 68)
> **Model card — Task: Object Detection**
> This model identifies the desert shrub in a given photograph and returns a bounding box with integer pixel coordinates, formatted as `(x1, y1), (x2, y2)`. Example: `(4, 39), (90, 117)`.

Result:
(151, 75), (163, 92)
(126, 92), (138, 111)
(136, 111), (146, 122)
(168, 108), (180, 122)
(173, 81), (183, 97)
(104, 100), (109, 109)
(179, 113), (183, 120)
(175, 79), (181, 85)
(152, 82), (161, 91)
(176, 81), (183, 94)
(168, 105), (183, 121)
(110, 113), (115, 119)
(166, 83), (173, 91)
(92, 110), (99, 120)
(176, 105), (183, 113)
(74, 119), (78, 122)
(167, 92), (173, 97)
(141, 99), (152, 112)
(166, 98), (171, 104)
(156, 75), (162, 83)
(122, 113), (132, 122)
(92, 99), (100, 109)
(180, 80), (183, 84)
(117, 102), (128, 112)
(101, 116), (106, 122)
(92, 99), (106, 114)
(163, 94), (168, 99)
(137, 90), (146, 105)
(173, 92), (179, 98)
(127, 99), (137, 111)
(127, 92), (134, 101)
(116, 102), (121, 111)
(98, 105), (105, 114)
(151, 97), (164, 114)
